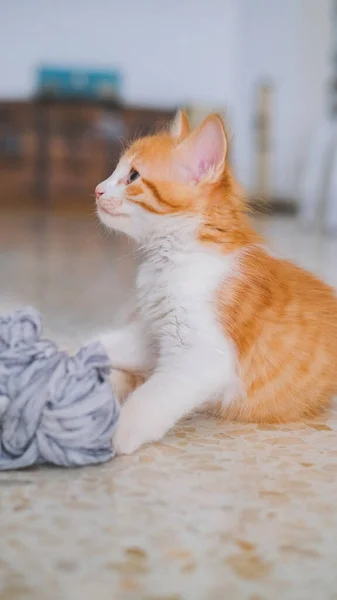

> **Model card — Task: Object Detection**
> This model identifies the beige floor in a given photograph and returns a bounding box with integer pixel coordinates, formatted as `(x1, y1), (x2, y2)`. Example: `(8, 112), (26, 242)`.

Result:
(1, 209), (337, 600)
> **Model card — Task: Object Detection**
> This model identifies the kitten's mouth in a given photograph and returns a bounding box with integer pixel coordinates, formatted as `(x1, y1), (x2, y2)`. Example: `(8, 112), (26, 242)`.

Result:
(98, 206), (128, 218)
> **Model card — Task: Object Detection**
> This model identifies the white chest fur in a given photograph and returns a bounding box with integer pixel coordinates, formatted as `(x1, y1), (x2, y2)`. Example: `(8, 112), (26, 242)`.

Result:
(101, 234), (243, 455)
(136, 237), (238, 369)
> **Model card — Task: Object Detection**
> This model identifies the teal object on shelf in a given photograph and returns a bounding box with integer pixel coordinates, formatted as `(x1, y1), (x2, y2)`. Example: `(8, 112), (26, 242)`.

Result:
(37, 66), (122, 101)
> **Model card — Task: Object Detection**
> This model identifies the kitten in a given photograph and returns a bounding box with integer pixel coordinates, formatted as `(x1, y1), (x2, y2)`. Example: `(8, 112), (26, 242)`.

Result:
(95, 111), (337, 455)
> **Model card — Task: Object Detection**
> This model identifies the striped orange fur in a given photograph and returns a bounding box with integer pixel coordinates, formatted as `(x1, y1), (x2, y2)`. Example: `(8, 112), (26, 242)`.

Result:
(217, 246), (337, 422)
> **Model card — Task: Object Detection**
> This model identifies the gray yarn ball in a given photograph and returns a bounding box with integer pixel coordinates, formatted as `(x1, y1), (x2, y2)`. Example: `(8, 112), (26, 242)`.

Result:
(0, 307), (119, 470)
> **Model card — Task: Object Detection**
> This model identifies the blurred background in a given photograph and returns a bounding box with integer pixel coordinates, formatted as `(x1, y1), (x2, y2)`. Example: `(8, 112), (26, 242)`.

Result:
(1, 0), (336, 345)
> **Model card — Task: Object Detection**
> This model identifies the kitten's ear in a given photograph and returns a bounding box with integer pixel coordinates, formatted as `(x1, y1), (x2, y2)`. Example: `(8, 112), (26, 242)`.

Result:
(170, 109), (190, 140)
(176, 114), (227, 184)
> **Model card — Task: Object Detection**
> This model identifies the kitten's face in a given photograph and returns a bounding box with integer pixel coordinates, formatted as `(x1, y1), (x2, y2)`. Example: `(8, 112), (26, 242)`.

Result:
(95, 111), (227, 243)
(95, 134), (185, 242)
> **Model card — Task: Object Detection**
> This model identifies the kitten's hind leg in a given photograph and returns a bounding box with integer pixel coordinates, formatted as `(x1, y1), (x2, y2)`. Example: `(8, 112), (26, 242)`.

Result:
(110, 369), (145, 405)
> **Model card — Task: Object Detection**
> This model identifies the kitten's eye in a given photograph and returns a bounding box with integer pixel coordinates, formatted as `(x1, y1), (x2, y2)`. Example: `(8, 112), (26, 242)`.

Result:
(128, 168), (140, 184)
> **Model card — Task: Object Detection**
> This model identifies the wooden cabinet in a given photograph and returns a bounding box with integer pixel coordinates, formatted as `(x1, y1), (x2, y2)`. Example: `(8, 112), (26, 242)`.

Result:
(0, 102), (36, 204)
(0, 101), (174, 210)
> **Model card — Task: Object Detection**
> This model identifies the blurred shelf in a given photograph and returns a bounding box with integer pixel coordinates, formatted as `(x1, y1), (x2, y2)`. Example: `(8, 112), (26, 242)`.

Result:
(0, 100), (175, 211)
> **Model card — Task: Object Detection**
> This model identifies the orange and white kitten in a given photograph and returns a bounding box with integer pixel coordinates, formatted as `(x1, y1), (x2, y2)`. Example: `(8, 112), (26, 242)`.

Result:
(95, 111), (337, 455)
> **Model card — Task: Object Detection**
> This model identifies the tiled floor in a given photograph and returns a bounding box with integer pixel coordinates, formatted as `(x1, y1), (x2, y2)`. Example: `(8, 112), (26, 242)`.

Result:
(1, 209), (337, 600)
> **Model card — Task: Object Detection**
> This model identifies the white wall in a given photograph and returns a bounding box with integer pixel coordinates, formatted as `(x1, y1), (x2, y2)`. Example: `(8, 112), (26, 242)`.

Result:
(0, 0), (331, 199)
(0, 0), (239, 108)
(234, 0), (330, 197)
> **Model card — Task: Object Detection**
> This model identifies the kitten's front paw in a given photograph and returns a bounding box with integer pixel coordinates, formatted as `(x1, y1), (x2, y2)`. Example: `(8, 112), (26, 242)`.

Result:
(113, 399), (164, 455)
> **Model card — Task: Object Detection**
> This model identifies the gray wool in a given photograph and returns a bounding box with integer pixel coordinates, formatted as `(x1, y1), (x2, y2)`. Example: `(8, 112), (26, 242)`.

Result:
(0, 307), (119, 470)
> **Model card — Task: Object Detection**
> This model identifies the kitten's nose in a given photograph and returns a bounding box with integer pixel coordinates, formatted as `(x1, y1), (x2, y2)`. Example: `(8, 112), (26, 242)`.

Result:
(95, 184), (105, 199)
